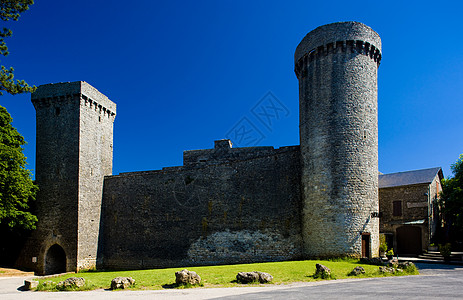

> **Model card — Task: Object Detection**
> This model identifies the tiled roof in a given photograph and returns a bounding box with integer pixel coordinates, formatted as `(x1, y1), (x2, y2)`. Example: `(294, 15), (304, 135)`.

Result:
(379, 167), (443, 188)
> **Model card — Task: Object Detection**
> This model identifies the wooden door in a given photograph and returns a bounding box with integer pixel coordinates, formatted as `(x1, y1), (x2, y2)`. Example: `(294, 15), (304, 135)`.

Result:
(361, 233), (370, 258)
(396, 226), (422, 255)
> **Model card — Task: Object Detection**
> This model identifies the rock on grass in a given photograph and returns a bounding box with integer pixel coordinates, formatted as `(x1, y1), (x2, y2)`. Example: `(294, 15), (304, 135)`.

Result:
(111, 277), (135, 289)
(236, 271), (273, 283)
(175, 269), (201, 285)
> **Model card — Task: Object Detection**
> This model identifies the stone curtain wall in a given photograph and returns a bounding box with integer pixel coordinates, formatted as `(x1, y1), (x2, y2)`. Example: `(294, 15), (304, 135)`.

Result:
(295, 22), (381, 258)
(98, 145), (302, 269)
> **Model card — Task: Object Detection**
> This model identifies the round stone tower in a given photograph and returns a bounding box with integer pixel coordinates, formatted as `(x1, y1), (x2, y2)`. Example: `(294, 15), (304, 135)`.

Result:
(295, 22), (381, 258)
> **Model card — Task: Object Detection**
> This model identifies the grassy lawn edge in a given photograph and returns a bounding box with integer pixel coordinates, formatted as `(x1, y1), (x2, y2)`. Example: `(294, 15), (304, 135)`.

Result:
(35, 259), (419, 291)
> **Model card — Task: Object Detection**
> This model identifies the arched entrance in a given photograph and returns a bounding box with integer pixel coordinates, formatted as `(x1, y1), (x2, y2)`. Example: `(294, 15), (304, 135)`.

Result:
(44, 244), (66, 275)
(396, 226), (422, 255)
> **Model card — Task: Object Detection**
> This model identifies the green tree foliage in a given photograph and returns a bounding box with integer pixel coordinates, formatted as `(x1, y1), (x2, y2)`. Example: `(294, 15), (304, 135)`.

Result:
(0, 0), (35, 95)
(440, 154), (463, 240)
(0, 105), (37, 229)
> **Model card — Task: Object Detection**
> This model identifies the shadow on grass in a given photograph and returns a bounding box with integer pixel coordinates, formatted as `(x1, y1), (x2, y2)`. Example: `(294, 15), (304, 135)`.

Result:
(229, 279), (274, 285)
(161, 282), (204, 289)
(161, 283), (178, 289)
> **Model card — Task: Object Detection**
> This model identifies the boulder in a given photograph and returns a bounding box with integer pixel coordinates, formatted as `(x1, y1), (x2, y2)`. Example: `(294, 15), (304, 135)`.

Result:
(349, 266), (365, 276)
(398, 261), (415, 269)
(236, 272), (259, 283)
(256, 271), (273, 283)
(236, 271), (273, 283)
(314, 263), (331, 279)
(379, 266), (395, 273)
(360, 257), (385, 266)
(175, 269), (201, 285)
(111, 277), (135, 289)
(388, 258), (399, 267)
(57, 277), (85, 289)
(24, 280), (39, 290)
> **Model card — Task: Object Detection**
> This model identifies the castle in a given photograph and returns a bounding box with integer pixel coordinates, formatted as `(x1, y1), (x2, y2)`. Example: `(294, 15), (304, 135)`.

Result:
(17, 21), (382, 275)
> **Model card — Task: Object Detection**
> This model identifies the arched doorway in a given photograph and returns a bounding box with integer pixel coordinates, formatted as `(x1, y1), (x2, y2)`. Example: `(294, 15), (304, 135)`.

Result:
(44, 244), (66, 275)
(396, 226), (422, 255)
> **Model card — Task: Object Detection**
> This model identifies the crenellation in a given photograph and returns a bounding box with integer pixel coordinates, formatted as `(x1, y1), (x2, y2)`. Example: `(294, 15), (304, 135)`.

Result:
(356, 40), (364, 53)
(326, 42), (333, 53)
(183, 141), (299, 167)
(294, 36), (382, 78)
(80, 95), (116, 119)
(32, 94), (77, 108)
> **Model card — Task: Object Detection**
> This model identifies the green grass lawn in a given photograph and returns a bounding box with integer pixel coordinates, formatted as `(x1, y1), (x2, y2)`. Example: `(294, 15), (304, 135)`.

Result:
(36, 259), (418, 291)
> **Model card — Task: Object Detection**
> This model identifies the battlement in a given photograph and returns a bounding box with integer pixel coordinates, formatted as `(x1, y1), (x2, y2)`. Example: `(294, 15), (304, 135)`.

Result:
(184, 139), (299, 167)
(112, 140), (300, 179)
(294, 22), (381, 78)
(294, 22), (381, 62)
(31, 81), (116, 118)
(294, 39), (382, 78)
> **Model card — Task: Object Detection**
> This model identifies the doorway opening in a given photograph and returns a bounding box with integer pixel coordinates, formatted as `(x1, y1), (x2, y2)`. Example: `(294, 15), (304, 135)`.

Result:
(44, 244), (66, 275)
(361, 233), (371, 258)
(396, 226), (422, 255)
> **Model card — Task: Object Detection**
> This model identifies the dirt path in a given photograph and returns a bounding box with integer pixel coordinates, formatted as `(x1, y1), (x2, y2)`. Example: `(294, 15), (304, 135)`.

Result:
(0, 268), (34, 277)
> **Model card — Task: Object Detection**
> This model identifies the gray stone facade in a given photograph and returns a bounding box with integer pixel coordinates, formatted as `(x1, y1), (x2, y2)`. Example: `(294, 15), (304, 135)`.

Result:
(295, 22), (381, 257)
(379, 168), (443, 254)
(17, 21), (382, 274)
(100, 143), (302, 269)
(16, 82), (116, 274)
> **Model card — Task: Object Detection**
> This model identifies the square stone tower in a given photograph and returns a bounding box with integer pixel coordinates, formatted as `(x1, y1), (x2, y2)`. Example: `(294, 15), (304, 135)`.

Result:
(17, 81), (116, 275)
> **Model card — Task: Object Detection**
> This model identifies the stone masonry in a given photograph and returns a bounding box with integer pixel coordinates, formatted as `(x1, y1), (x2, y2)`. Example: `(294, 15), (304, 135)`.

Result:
(99, 143), (302, 269)
(295, 22), (381, 257)
(379, 168), (443, 254)
(17, 22), (382, 274)
(16, 82), (116, 274)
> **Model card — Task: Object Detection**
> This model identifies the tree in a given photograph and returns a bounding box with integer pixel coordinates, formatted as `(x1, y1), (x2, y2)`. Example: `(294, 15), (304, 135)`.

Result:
(0, 1), (36, 266)
(440, 154), (463, 243)
(0, 105), (37, 230)
(0, 0), (35, 95)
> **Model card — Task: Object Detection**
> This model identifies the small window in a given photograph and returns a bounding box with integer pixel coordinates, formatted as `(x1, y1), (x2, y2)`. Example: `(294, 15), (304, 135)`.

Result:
(393, 201), (402, 217)
(55, 107), (60, 116)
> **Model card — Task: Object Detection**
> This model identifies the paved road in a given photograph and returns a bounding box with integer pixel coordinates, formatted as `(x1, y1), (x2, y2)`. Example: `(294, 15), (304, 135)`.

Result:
(1, 263), (462, 299)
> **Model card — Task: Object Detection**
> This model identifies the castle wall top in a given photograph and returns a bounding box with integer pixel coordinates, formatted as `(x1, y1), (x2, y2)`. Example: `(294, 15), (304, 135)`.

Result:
(31, 81), (116, 113)
(294, 21), (381, 64)
(184, 140), (299, 167)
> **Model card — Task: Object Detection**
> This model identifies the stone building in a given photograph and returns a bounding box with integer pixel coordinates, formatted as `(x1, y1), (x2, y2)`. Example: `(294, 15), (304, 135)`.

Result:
(379, 167), (443, 255)
(17, 21), (383, 274)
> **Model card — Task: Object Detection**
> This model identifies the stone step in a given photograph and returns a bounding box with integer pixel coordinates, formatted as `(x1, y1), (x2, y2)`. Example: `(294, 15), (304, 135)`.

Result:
(418, 252), (463, 261)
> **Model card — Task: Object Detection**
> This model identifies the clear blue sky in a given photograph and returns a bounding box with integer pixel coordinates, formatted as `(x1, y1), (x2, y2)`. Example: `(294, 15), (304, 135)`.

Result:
(1, 0), (462, 178)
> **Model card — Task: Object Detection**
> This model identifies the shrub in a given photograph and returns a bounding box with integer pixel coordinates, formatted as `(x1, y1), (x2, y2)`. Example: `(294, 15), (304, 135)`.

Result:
(439, 243), (452, 258)
(379, 234), (388, 252)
